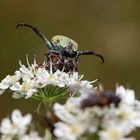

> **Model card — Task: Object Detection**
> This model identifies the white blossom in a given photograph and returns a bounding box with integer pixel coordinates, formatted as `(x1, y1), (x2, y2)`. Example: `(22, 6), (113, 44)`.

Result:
(10, 79), (38, 99)
(0, 109), (32, 139)
(0, 58), (93, 99)
(99, 126), (135, 140)
(54, 85), (140, 140)
(0, 71), (21, 94)
(116, 85), (135, 105)
(20, 132), (43, 140)
(54, 122), (84, 140)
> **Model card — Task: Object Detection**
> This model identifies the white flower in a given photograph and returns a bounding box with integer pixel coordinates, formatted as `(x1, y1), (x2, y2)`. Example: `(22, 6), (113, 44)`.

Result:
(54, 102), (77, 123)
(0, 109), (32, 138)
(19, 65), (34, 81)
(54, 122), (84, 140)
(54, 85), (140, 140)
(54, 100), (84, 140)
(99, 127), (123, 140)
(0, 71), (21, 94)
(61, 72), (93, 94)
(99, 125), (135, 140)
(20, 132), (43, 140)
(116, 85), (135, 105)
(0, 56), (93, 99)
(53, 97), (98, 139)
(10, 79), (38, 99)
(35, 68), (65, 88)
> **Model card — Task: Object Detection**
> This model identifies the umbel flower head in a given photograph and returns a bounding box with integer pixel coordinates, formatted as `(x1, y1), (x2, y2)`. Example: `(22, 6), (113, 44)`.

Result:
(53, 85), (140, 140)
(0, 109), (44, 140)
(0, 55), (94, 102)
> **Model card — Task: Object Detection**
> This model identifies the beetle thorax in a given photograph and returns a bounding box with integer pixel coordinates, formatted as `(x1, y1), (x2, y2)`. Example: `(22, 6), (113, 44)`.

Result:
(61, 48), (77, 58)
(52, 35), (78, 51)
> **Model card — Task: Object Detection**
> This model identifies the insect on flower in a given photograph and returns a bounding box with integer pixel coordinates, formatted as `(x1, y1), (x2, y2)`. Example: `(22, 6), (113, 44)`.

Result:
(16, 23), (104, 72)
(81, 90), (121, 109)
(46, 53), (78, 72)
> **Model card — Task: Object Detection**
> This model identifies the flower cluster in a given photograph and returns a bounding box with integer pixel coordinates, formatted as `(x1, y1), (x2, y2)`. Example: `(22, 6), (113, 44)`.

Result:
(0, 109), (43, 140)
(0, 56), (93, 99)
(0, 55), (140, 140)
(53, 85), (140, 140)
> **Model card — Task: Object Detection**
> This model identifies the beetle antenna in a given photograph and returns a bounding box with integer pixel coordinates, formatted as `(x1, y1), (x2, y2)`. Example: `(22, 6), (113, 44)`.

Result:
(77, 50), (104, 63)
(16, 23), (53, 50)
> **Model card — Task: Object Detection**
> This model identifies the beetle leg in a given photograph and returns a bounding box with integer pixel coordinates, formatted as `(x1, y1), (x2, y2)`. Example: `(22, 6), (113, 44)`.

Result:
(16, 23), (54, 50)
(75, 51), (80, 62)
(78, 50), (104, 63)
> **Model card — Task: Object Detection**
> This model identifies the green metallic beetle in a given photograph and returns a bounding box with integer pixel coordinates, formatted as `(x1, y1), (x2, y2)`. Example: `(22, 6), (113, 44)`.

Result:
(16, 23), (104, 63)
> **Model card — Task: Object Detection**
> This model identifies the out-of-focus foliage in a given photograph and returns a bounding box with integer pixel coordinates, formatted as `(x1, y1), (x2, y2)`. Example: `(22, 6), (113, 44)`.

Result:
(0, 0), (140, 138)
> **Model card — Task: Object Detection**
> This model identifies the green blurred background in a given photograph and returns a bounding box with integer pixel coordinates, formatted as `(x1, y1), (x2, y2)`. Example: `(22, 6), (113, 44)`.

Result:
(0, 0), (140, 138)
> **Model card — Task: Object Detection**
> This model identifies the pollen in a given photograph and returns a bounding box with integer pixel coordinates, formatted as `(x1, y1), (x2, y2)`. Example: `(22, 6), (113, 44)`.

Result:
(22, 82), (31, 91)
(48, 75), (57, 81)
(109, 128), (120, 140)
(119, 112), (129, 120)
(71, 124), (81, 134)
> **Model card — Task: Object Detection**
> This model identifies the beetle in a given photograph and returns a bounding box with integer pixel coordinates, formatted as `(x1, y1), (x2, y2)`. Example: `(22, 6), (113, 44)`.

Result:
(16, 23), (104, 63)
(81, 90), (121, 109)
